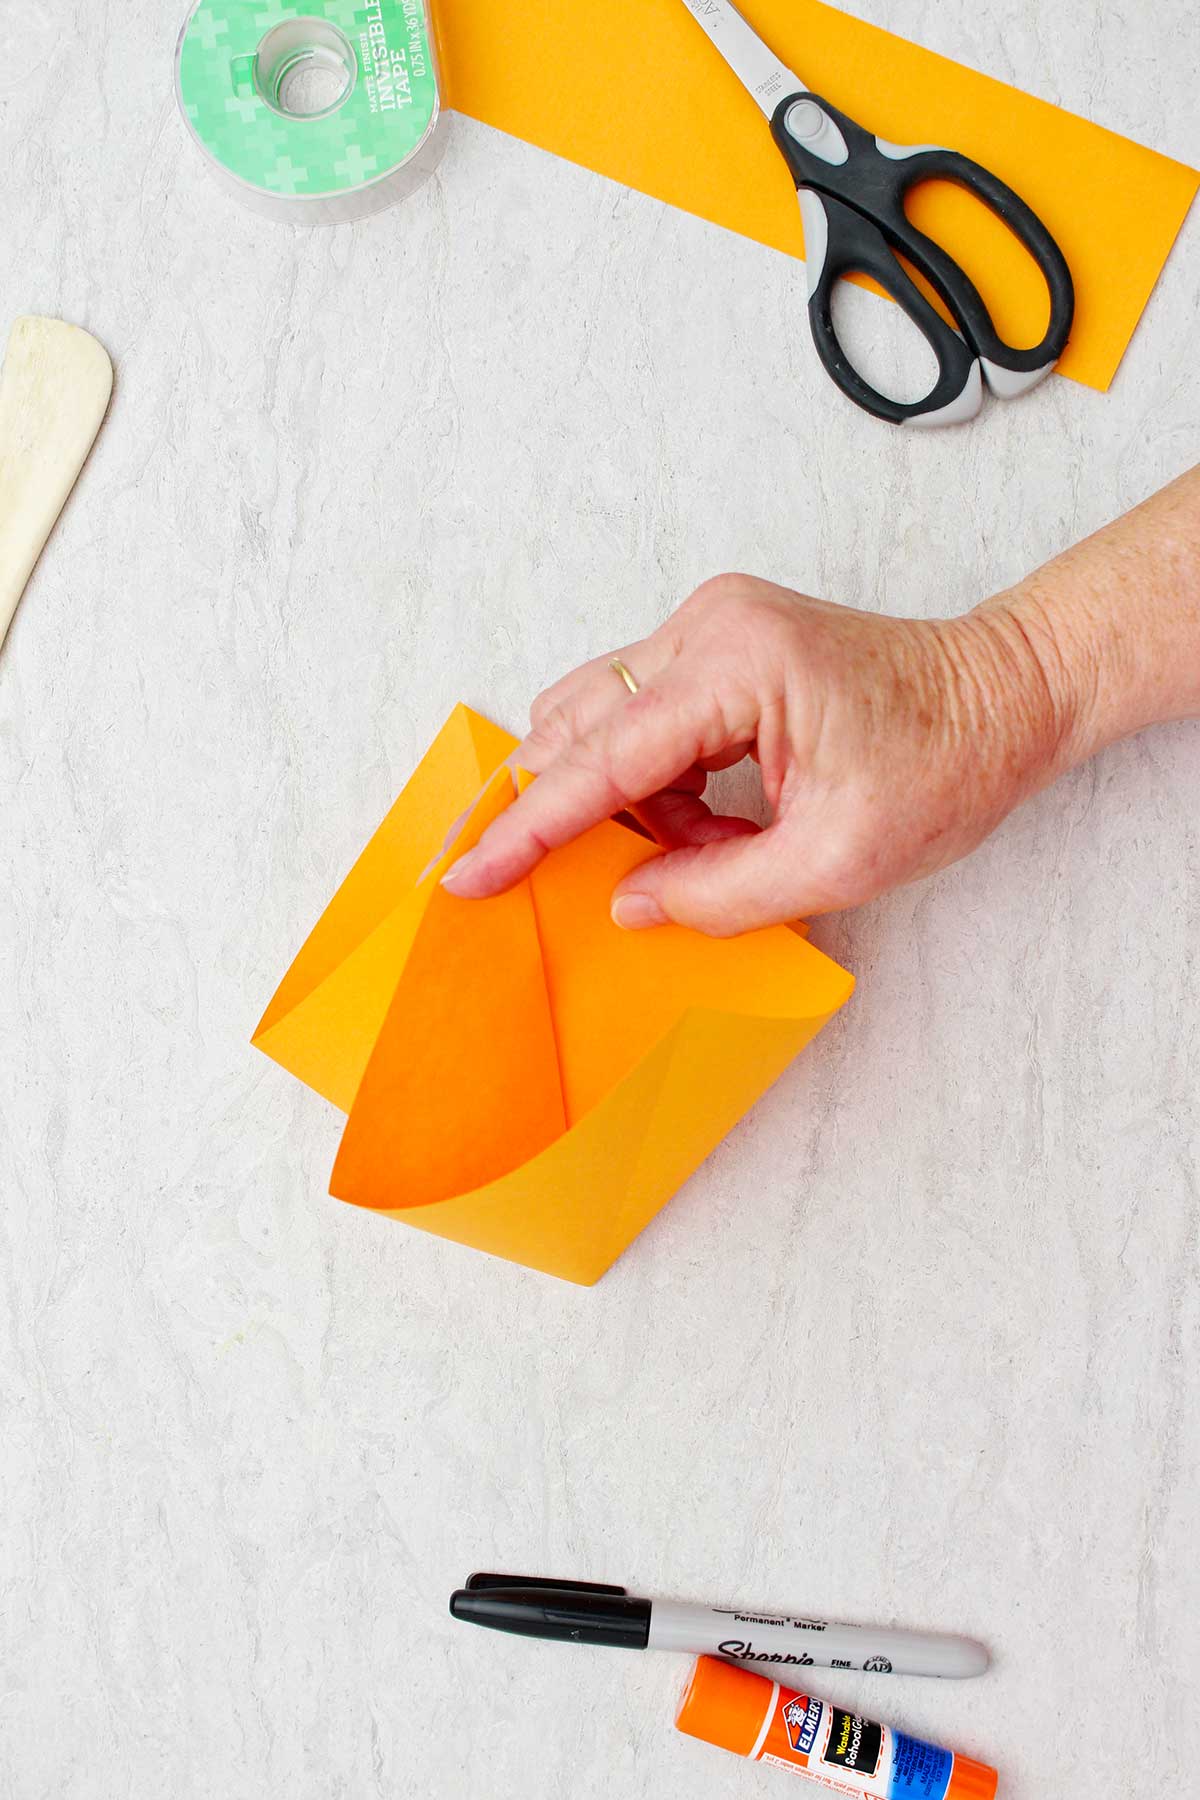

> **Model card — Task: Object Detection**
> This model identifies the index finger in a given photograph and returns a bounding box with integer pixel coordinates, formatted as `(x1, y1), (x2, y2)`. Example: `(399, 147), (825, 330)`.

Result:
(440, 676), (722, 898)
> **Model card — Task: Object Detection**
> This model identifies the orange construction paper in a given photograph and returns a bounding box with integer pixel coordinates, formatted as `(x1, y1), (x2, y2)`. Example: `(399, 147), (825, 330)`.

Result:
(435, 0), (1198, 392)
(253, 705), (854, 1284)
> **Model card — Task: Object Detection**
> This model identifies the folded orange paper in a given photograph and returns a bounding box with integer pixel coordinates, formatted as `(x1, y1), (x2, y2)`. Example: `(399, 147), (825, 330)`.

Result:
(437, 0), (1198, 392)
(253, 705), (854, 1284)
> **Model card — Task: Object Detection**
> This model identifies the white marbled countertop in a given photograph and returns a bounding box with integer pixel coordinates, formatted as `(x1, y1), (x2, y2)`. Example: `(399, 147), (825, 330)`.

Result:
(1, 2), (1198, 1796)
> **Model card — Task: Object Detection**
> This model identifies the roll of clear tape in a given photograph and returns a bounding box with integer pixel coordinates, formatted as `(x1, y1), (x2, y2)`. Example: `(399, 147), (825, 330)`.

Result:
(175, 1), (444, 224)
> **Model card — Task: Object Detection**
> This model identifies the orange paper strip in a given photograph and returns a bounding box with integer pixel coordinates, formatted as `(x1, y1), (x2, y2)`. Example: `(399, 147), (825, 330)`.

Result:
(253, 706), (855, 1285)
(436, 0), (1198, 392)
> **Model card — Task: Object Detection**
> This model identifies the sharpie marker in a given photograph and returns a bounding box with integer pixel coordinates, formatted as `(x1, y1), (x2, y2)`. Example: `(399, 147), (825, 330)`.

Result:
(449, 1574), (988, 1680)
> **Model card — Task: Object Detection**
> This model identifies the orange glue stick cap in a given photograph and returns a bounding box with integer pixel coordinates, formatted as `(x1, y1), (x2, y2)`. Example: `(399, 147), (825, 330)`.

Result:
(946, 1755), (999, 1800)
(676, 1655), (772, 1757)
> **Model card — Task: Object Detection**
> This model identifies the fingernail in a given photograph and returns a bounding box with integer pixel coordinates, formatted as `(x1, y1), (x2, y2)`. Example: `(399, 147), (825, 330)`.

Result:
(441, 848), (482, 893)
(612, 892), (666, 930)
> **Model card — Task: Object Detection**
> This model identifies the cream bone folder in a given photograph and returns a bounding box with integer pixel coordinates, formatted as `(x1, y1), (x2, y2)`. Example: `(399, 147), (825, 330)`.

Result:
(0, 318), (112, 653)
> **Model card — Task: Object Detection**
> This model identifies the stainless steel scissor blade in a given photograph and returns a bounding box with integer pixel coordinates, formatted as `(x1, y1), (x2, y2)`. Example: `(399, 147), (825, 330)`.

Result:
(676, 0), (802, 117)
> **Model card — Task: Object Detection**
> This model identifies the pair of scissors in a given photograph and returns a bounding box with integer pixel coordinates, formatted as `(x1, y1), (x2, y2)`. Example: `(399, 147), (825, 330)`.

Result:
(678, 0), (1075, 425)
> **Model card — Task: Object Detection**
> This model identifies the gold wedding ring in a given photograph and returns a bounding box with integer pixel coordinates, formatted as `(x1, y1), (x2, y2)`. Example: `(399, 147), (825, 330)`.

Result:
(608, 656), (640, 695)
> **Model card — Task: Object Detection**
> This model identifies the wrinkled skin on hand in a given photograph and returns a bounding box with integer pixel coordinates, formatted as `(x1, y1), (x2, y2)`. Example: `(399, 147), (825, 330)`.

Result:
(442, 574), (1067, 937)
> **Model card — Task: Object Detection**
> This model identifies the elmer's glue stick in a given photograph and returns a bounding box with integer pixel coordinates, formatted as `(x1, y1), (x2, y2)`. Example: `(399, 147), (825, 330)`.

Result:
(676, 1656), (997, 1799)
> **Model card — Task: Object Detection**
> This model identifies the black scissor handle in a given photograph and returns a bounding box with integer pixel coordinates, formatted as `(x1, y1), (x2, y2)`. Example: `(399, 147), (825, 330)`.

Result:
(770, 94), (1075, 418)
(801, 188), (983, 425)
(862, 142), (1075, 387)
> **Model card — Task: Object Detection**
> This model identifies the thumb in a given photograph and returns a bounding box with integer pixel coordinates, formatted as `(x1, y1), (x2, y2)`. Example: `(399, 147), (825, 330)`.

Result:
(611, 828), (817, 937)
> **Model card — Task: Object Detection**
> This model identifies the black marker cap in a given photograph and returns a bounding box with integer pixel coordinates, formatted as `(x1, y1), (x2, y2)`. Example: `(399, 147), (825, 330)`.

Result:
(449, 1584), (651, 1649)
(464, 1572), (627, 1597)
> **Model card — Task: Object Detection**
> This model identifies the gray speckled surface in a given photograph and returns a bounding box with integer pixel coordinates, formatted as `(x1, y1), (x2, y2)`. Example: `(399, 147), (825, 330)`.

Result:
(1, 3), (1198, 1796)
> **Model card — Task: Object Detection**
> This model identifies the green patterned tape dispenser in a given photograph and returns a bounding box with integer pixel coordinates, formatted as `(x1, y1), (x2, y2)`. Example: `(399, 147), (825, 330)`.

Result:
(175, 2), (443, 222)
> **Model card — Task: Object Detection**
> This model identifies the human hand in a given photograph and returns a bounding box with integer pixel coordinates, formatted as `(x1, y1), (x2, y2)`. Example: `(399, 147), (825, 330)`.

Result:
(440, 573), (1073, 936)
